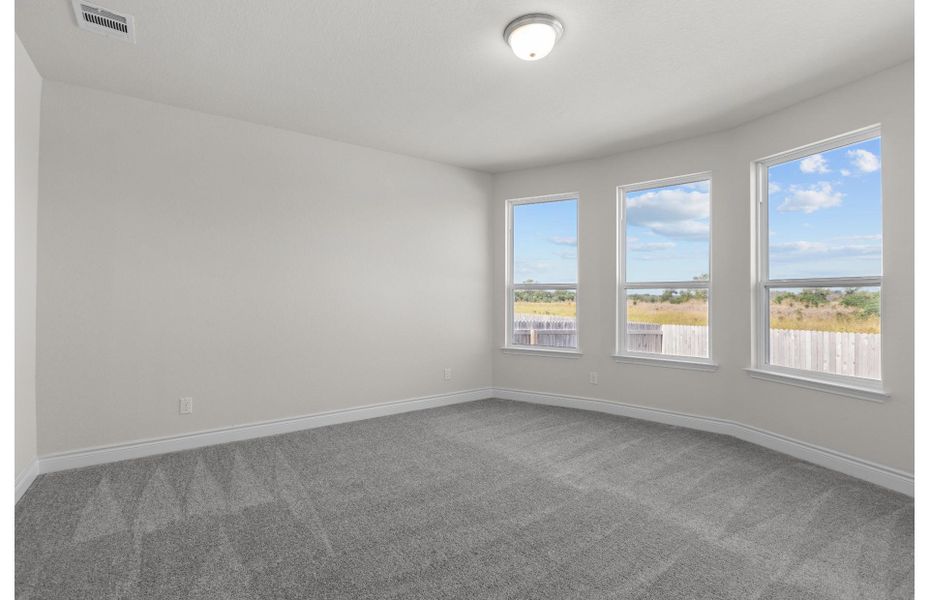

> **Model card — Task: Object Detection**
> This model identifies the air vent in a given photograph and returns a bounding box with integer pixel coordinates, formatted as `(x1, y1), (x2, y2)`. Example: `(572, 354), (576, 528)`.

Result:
(72, 1), (135, 43)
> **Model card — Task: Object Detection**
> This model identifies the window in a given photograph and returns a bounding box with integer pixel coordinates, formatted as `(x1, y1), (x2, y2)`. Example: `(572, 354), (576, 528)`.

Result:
(754, 127), (882, 388)
(506, 193), (579, 352)
(617, 174), (712, 365)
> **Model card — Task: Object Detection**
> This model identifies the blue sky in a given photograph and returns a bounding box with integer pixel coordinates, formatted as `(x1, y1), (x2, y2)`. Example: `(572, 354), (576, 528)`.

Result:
(625, 180), (710, 282)
(768, 137), (882, 279)
(513, 138), (881, 285)
(513, 199), (577, 283)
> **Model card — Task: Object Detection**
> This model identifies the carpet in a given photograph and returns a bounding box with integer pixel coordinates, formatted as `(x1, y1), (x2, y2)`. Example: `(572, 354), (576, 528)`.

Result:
(15, 398), (914, 599)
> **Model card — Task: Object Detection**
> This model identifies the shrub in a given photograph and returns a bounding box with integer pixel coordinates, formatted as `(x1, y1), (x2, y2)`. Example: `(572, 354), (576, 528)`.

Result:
(840, 289), (880, 319)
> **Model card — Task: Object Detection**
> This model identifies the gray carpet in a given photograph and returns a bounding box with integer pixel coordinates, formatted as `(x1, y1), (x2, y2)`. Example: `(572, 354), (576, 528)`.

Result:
(15, 399), (913, 599)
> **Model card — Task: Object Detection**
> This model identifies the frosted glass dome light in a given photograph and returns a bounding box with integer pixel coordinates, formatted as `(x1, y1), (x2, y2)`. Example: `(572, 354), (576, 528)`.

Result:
(504, 14), (564, 61)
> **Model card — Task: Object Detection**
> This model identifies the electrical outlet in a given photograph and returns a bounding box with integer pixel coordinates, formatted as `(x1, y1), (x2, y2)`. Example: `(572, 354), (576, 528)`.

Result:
(444, 368), (452, 381)
(589, 372), (598, 385)
(179, 397), (194, 415)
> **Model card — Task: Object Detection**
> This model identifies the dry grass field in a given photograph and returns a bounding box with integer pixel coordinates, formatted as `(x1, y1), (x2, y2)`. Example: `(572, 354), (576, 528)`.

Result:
(769, 301), (880, 333)
(514, 301), (577, 318)
(627, 299), (708, 326)
(516, 298), (879, 333)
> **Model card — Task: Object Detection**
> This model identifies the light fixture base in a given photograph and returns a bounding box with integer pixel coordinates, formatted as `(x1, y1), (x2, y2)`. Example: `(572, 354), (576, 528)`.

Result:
(503, 13), (564, 44)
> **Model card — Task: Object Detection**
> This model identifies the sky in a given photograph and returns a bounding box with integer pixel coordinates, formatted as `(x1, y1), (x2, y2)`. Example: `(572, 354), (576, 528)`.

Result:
(513, 199), (577, 284)
(625, 180), (710, 282)
(512, 137), (881, 285)
(767, 137), (882, 279)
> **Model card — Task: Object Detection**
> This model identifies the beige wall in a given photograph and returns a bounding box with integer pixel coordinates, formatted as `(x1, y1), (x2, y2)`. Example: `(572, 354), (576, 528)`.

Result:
(36, 81), (493, 455)
(493, 62), (914, 473)
(16, 37), (42, 480)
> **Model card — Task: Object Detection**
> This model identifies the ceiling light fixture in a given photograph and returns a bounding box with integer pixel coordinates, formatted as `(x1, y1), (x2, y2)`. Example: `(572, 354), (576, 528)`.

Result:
(504, 13), (564, 61)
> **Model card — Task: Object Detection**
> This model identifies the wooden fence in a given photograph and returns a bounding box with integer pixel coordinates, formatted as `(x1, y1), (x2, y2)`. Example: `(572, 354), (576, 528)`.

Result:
(769, 328), (880, 379)
(624, 323), (709, 357)
(513, 315), (577, 348)
(626, 322), (663, 353)
(514, 315), (880, 379)
(658, 324), (709, 358)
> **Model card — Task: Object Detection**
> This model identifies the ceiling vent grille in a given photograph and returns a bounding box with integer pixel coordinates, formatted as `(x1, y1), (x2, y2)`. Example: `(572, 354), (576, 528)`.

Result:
(72, 1), (135, 42)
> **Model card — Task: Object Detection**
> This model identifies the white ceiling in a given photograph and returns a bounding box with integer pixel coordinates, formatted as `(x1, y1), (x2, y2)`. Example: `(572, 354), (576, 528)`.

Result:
(17, 0), (913, 173)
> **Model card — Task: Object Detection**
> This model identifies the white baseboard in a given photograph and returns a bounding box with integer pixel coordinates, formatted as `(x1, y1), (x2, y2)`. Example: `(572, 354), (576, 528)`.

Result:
(36, 388), (492, 476)
(24, 385), (912, 499)
(15, 460), (40, 504)
(493, 388), (914, 497)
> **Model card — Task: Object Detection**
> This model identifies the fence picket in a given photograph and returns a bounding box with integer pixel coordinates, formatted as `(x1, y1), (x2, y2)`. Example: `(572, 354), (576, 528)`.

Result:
(512, 315), (879, 379)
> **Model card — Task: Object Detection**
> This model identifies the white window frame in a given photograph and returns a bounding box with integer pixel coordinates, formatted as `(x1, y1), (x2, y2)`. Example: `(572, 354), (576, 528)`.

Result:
(749, 125), (887, 401)
(615, 172), (715, 370)
(503, 192), (581, 357)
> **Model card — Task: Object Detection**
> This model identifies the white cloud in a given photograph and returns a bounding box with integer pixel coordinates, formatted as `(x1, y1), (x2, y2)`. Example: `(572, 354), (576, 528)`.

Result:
(649, 221), (710, 239)
(553, 250), (576, 259)
(847, 149), (881, 173)
(799, 154), (830, 174)
(629, 241), (675, 252)
(771, 241), (828, 254)
(777, 182), (843, 214)
(549, 236), (577, 246)
(839, 245), (882, 256)
(626, 189), (709, 240)
(770, 241), (881, 260)
(514, 260), (553, 279)
(768, 181), (781, 194)
(835, 234), (882, 242)
(840, 169), (852, 177)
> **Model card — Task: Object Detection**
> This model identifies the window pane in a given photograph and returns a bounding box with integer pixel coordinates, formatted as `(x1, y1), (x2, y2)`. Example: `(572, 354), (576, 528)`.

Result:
(625, 181), (710, 283)
(513, 199), (577, 284)
(626, 289), (708, 358)
(768, 287), (880, 380)
(513, 289), (576, 348)
(767, 137), (882, 279)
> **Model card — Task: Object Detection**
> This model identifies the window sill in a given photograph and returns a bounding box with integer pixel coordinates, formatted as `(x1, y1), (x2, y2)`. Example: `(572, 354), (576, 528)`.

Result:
(744, 368), (889, 403)
(501, 347), (582, 359)
(612, 354), (718, 372)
